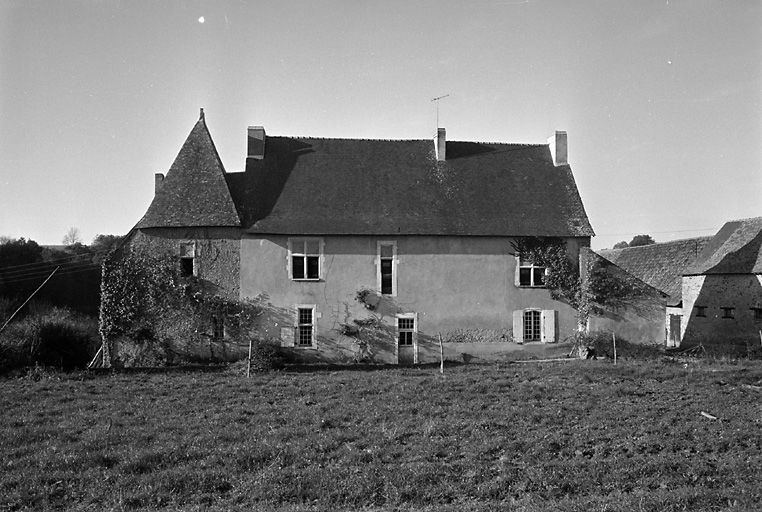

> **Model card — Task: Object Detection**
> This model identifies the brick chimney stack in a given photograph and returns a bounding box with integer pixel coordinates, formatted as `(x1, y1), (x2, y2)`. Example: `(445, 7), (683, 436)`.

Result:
(434, 128), (446, 161)
(548, 130), (568, 166)
(154, 173), (164, 195)
(248, 126), (266, 160)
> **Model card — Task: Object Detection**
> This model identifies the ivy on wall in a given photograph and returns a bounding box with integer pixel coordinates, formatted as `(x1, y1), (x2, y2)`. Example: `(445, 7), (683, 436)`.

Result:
(512, 238), (652, 330)
(512, 237), (581, 308)
(99, 249), (262, 366)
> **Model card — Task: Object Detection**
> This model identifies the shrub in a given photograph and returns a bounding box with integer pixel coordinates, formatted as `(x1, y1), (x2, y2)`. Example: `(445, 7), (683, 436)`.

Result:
(0, 307), (99, 372)
(248, 338), (285, 372)
(573, 331), (663, 360)
(101, 250), (265, 367)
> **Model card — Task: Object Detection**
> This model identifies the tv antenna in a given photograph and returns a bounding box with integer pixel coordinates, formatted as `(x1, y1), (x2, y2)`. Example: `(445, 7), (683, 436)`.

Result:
(431, 94), (450, 128)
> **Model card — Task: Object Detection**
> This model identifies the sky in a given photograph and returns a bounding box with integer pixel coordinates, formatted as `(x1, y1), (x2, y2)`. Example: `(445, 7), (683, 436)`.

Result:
(0, 0), (760, 249)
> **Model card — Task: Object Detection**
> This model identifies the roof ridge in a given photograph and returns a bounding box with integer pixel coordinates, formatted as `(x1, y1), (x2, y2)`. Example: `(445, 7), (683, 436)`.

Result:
(265, 135), (545, 146)
(725, 215), (762, 223)
(601, 235), (713, 253)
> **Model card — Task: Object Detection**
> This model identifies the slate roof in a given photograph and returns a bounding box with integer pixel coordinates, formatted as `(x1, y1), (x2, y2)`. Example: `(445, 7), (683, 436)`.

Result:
(599, 237), (711, 306)
(226, 136), (594, 237)
(684, 217), (762, 275)
(137, 110), (240, 228)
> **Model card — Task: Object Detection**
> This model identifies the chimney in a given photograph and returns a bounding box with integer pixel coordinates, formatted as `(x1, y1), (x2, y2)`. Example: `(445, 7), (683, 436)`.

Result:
(548, 130), (567, 166)
(434, 127), (446, 161)
(154, 173), (164, 195)
(248, 126), (266, 160)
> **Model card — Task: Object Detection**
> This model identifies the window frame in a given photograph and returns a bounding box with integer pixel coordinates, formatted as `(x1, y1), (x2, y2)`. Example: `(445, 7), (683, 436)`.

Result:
(516, 254), (547, 288)
(295, 304), (317, 348)
(288, 238), (323, 281)
(395, 313), (419, 364)
(694, 305), (707, 318)
(377, 241), (397, 296)
(721, 307), (735, 319)
(752, 307), (762, 323)
(523, 309), (542, 342)
(513, 309), (556, 343)
(397, 316), (415, 346)
(179, 241), (197, 277)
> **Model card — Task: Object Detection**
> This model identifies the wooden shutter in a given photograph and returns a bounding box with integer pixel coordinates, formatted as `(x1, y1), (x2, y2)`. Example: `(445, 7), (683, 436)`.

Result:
(512, 310), (523, 343)
(541, 310), (556, 343)
(514, 255), (521, 287)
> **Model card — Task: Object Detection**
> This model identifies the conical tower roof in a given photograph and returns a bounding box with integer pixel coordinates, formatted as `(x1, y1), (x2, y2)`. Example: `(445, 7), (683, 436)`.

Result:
(137, 109), (240, 228)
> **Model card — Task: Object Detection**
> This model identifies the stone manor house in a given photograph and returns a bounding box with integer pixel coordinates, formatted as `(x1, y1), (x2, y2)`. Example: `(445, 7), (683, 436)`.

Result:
(115, 109), (596, 364)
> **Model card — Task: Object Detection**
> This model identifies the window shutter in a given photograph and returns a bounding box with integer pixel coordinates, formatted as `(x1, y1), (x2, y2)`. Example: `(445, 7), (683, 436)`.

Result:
(514, 255), (521, 287)
(512, 310), (523, 343)
(541, 310), (556, 343)
(280, 327), (295, 348)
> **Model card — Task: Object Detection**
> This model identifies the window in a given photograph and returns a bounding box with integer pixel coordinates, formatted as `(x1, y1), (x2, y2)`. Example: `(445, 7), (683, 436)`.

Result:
(695, 305), (707, 317)
(523, 310), (541, 341)
(513, 309), (556, 343)
(296, 306), (315, 347)
(289, 239), (321, 280)
(397, 316), (415, 346)
(752, 307), (762, 322)
(211, 314), (224, 340)
(179, 242), (196, 277)
(377, 241), (397, 296)
(518, 255), (546, 287)
(721, 307), (735, 319)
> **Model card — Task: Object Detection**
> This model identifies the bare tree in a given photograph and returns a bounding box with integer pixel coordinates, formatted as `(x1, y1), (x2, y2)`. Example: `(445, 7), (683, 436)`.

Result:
(62, 227), (82, 246)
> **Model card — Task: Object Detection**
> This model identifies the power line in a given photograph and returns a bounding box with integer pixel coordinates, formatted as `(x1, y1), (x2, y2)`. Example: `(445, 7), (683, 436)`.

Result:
(0, 249), (110, 272)
(0, 258), (99, 278)
(0, 265), (100, 285)
(0, 262), (100, 283)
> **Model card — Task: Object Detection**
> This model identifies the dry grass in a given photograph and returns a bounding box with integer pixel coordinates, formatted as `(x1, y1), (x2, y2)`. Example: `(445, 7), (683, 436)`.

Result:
(1, 359), (761, 511)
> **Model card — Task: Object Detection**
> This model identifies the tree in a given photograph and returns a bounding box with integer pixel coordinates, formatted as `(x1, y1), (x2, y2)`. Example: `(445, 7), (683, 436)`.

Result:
(62, 227), (82, 246)
(0, 237), (43, 268)
(90, 234), (124, 264)
(612, 241), (629, 249)
(628, 234), (655, 247)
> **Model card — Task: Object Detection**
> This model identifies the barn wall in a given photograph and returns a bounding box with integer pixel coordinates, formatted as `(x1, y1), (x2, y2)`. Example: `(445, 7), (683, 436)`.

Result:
(681, 274), (762, 352)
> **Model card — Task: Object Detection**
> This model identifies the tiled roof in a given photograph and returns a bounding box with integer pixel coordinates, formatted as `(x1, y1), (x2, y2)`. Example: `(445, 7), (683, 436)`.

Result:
(599, 237), (711, 306)
(685, 217), (762, 275)
(136, 111), (240, 228)
(228, 136), (594, 237)
(583, 247), (667, 300)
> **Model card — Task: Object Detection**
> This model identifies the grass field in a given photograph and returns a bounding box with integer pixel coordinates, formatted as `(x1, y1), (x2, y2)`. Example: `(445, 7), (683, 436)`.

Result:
(1, 359), (761, 511)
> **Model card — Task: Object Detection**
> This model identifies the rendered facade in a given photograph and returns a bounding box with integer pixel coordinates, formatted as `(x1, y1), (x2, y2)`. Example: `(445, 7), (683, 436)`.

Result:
(115, 109), (596, 364)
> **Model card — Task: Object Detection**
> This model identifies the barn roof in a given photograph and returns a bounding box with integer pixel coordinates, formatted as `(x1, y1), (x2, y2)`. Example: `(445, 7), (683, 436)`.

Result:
(599, 237), (711, 306)
(136, 110), (241, 229)
(227, 136), (594, 237)
(684, 217), (762, 275)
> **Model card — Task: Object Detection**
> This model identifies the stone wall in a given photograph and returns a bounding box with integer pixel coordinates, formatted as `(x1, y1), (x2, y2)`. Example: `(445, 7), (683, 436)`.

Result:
(130, 227), (241, 298)
(681, 274), (762, 352)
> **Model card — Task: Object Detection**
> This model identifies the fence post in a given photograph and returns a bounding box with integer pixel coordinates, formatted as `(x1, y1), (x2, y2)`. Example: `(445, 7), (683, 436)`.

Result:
(612, 332), (617, 365)
(246, 338), (253, 378)
(438, 333), (444, 374)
